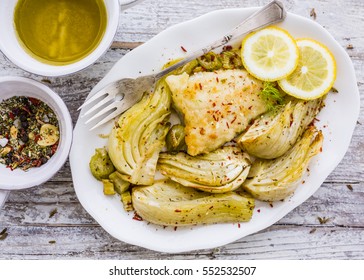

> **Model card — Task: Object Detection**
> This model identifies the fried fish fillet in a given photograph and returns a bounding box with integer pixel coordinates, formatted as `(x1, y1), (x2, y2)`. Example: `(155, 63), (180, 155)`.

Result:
(165, 69), (267, 156)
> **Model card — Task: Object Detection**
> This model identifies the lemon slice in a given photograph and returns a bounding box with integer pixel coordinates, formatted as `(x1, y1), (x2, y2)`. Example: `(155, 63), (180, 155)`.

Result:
(278, 39), (336, 100)
(241, 27), (299, 81)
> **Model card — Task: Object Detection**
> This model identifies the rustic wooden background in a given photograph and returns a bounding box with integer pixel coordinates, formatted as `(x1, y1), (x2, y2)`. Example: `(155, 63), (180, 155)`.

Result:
(0, 0), (363, 259)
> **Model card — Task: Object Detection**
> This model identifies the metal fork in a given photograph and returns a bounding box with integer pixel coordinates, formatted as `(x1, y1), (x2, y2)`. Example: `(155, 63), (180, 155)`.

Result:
(79, 0), (286, 130)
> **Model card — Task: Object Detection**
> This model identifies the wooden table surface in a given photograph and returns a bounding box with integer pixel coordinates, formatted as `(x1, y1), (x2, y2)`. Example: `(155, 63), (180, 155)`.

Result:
(0, 0), (363, 259)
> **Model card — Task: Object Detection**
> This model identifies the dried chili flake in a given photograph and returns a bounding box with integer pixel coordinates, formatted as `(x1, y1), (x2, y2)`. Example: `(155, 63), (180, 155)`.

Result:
(133, 212), (143, 221)
(223, 45), (233, 51)
(180, 46), (187, 52)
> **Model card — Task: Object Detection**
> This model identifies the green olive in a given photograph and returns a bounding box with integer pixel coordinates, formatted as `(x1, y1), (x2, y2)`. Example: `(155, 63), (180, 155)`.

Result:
(89, 148), (115, 181)
(221, 50), (242, 69)
(166, 124), (186, 153)
(197, 52), (222, 70)
(109, 171), (130, 194)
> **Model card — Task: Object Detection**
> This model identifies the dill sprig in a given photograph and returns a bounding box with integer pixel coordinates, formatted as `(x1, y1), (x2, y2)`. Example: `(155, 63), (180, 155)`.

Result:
(260, 82), (285, 112)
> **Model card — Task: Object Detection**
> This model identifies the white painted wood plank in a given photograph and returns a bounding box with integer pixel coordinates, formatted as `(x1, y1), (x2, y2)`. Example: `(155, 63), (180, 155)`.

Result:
(0, 225), (363, 259)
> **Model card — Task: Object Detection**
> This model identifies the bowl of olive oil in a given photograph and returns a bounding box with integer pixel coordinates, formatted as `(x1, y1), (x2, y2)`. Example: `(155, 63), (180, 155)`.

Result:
(0, 0), (125, 76)
(14, 0), (108, 66)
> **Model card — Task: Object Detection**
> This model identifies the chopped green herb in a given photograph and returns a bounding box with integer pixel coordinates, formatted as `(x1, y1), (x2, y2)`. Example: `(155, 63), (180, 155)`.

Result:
(48, 240), (56, 244)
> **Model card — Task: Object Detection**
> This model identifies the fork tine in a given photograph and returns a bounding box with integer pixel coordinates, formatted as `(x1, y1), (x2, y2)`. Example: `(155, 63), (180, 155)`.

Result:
(81, 94), (115, 117)
(78, 91), (108, 111)
(88, 99), (137, 130)
(78, 81), (119, 111)
(85, 102), (118, 125)
(89, 109), (122, 131)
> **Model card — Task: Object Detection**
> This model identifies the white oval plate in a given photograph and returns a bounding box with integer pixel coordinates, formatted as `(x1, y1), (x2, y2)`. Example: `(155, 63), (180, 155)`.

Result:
(70, 8), (360, 253)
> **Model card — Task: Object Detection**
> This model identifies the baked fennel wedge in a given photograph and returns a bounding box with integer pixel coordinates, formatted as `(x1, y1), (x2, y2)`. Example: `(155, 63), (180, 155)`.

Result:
(108, 80), (171, 185)
(132, 180), (255, 226)
(237, 97), (323, 159)
(242, 126), (324, 202)
(158, 146), (251, 193)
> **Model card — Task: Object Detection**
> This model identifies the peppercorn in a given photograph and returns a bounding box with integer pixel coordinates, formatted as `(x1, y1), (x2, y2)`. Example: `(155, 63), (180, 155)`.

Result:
(40, 157), (48, 164)
(21, 121), (29, 129)
(20, 114), (27, 122)
(21, 134), (29, 143)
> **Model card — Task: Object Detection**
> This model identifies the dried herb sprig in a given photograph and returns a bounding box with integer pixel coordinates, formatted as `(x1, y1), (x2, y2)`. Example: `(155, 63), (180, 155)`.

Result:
(309, 228), (317, 234)
(310, 8), (317, 20)
(49, 208), (58, 218)
(318, 216), (330, 224)
(0, 228), (8, 240)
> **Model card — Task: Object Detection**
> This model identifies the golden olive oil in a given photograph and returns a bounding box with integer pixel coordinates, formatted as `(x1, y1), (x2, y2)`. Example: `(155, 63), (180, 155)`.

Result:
(14, 0), (107, 65)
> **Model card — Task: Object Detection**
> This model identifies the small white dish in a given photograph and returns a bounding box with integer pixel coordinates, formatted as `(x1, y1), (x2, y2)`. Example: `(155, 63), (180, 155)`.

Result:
(0, 76), (73, 190)
(70, 8), (360, 253)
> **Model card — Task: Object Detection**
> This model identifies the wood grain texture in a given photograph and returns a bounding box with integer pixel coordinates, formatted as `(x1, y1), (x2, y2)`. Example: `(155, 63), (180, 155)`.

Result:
(0, 0), (363, 259)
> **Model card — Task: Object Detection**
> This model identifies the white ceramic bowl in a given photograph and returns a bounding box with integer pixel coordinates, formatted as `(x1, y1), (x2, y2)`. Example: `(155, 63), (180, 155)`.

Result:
(0, 76), (73, 190)
(0, 0), (120, 76)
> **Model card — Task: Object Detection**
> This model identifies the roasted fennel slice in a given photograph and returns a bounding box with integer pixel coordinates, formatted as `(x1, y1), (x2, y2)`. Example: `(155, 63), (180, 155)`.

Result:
(242, 126), (323, 202)
(108, 81), (171, 185)
(132, 180), (255, 226)
(237, 97), (323, 159)
(158, 146), (251, 193)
